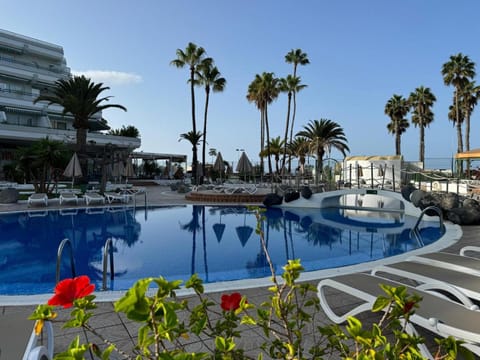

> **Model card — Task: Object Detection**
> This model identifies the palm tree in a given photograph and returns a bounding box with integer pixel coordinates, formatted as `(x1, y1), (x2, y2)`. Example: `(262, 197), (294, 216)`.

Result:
(171, 43), (212, 184)
(460, 80), (480, 155)
(441, 53), (476, 153)
(279, 75), (306, 174)
(385, 94), (409, 156)
(408, 86), (436, 165)
(33, 75), (127, 173)
(246, 72), (280, 176)
(285, 49), (309, 170)
(196, 62), (226, 183)
(296, 119), (349, 186)
(289, 137), (309, 175)
(285, 48), (310, 79)
(259, 136), (284, 174)
(179, 130), (203, 184)
(16, 138), (67, 193)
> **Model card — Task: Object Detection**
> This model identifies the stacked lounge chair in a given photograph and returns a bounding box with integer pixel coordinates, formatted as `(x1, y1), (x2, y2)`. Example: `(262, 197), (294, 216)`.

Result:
(84, 192), (105, 205)
(27, 193), (48, 207)
(59, 191), (78, 205)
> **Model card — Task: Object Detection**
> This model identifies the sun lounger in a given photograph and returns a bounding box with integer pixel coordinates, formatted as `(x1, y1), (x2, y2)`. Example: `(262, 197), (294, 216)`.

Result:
(408, 247), (480, 276)
(84, 192), (105, 205)
(105, 192), (131, 204)
(372, 261), (480, 303)
(23, 320), (54, 359)
(318, 273), (480, 357)
(59, 192), (78, 205)
(27, 193), (48, 207)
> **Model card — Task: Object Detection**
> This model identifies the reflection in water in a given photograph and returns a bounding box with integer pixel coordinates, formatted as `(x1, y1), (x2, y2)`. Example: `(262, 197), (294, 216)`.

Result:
(0, 205), (444, 295)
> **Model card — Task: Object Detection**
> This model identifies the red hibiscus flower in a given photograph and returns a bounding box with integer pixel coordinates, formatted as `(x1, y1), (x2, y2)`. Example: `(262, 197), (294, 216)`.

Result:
(403, 301), (416, 315)
(48, 275), (95, 308)
(221, 292), (243, 311)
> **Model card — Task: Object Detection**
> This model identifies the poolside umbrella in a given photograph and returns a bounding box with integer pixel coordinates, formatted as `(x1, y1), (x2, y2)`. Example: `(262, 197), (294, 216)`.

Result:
(112, 159), (124, 183)
(236, 152), (253, 181)
(123, 157), (135, 183)
(63, 152), (82, 188)
(213, 152), (225, 182)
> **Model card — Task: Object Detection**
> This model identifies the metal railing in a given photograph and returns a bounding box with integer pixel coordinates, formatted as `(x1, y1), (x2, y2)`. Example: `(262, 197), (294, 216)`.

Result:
(410, 206), (444, 247)
(56, 238), (76, 284)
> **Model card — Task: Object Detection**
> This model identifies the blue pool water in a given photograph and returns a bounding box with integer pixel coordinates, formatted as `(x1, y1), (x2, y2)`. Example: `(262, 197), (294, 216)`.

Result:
(0, 205), (444, 295)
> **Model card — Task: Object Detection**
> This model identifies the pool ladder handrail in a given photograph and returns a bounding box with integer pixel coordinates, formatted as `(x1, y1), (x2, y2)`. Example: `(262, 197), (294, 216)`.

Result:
(102, 238), (115, 291)
(56, 238), (76, 284)
(410, 206), (444, 247)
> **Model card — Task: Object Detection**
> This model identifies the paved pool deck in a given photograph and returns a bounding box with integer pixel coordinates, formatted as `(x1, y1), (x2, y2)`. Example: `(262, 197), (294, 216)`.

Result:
(0, 185), (476, 359)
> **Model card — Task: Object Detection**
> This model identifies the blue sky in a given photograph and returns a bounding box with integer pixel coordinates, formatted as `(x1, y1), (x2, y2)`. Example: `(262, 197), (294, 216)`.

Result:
(3, 0), (480, 168)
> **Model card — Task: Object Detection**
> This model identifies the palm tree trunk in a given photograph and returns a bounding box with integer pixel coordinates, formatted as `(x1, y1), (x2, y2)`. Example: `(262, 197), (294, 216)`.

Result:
(282, 92), (292, 175)
(456, 121), (463, 153)
(456, 120), (464, 176)
(466, 113), (471, 177)
(288, 91), (297, 173)
(260, 111), (265, 180)
(190, 67), (197, 134)
(264, 106), (273, 177)
(419, 123), (425, 166)
(202, 89), (210, 184)
(395, 120), (401, 156)
(192, 146), (198, 185)
(77, 127), (88, 181)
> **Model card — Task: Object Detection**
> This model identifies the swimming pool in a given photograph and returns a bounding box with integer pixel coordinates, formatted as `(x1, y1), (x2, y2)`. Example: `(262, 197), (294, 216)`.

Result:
(0, 205), (444, 295)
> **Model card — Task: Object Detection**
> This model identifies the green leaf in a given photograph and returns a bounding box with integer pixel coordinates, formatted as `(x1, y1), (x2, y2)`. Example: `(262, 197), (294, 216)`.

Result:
(240, 315), (257, 325)
(372, 296), (390, 312)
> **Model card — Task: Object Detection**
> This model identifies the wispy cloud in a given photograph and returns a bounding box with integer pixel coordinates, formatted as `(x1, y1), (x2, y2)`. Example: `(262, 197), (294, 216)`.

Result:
(72, 70), (142, 85)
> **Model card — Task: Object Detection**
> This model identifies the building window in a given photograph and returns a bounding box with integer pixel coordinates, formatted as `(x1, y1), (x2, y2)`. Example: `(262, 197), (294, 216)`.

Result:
(56, 121), (66, 130)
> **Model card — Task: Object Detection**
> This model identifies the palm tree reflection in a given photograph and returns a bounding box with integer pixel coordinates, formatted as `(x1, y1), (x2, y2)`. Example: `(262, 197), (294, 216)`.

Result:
(180, 205), (203, 275)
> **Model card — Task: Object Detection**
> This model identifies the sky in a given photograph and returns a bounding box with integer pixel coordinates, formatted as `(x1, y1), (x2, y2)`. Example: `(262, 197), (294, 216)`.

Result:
(3, 0), (480, 168)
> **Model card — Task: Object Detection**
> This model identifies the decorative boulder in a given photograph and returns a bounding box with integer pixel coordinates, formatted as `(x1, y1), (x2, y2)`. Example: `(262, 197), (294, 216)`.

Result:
(417, 192), (459, 213)
(263, 193), (283, 207)
(301, 186), (312, 199)
(284, 191), (300, 203)
(446, 207), (480, 225)
(409, 190), (426, 208)
(0, 188), (18, 203)
(401, 184), (417, 202)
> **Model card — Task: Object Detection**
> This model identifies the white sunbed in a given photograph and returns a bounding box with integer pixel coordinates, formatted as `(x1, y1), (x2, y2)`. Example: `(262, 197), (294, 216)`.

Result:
(408, 246), (480, 276)
(318, 273), (480, 357)
(27, 193), (48, 207)
(104, 192), (132, 204)
(23, 320), (54, 359)
(84, 192), (106, 205)
(372, 261), (480, 303)
(59, 192), (78, 205)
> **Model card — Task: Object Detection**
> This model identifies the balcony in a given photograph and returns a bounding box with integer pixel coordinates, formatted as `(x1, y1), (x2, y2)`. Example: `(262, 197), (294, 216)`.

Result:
(0, 123), (141, 150)
(0, 55), (70, 77)
(0, 60), (66, 85)
(0, 88), (64, 114)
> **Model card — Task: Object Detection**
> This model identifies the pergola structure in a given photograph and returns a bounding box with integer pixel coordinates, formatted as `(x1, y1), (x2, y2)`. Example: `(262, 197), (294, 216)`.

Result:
(454, 148), (480, 177)
(131, 151), (187, 179)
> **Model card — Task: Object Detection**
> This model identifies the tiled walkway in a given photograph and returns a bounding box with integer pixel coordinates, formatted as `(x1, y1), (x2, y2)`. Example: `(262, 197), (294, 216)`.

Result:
(0, 185), (477, 358)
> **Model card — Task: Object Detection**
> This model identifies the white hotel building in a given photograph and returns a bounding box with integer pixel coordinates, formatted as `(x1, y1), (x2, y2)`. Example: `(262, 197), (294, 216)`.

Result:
(0, 29), (141, 179)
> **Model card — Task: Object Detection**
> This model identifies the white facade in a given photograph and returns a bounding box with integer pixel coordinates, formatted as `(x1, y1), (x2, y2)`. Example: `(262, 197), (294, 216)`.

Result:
(0, 29), (140, 177)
